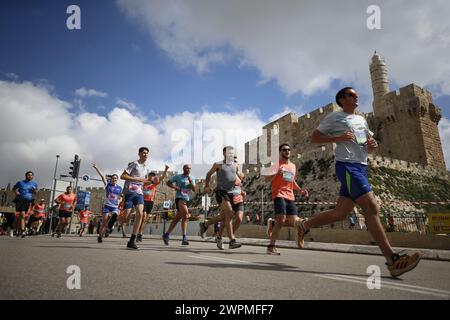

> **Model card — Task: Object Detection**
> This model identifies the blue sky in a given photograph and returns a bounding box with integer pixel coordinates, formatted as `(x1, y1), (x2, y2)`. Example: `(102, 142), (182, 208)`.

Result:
(1, 0), (449, 187)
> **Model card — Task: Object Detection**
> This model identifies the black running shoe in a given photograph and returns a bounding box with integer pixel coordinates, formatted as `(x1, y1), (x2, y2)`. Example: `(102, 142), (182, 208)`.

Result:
(127, 241), (139, 250)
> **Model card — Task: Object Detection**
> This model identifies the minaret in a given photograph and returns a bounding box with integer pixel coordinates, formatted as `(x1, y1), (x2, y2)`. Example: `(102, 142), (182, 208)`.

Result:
(370, 51), (389, 117)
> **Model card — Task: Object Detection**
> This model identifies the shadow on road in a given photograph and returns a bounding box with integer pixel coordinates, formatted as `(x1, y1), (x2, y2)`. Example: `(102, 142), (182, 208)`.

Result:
(164, 261), (400, 281)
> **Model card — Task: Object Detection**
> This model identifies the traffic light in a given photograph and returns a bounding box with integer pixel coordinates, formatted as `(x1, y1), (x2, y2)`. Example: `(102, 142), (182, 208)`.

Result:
(69, 154), (81, 179)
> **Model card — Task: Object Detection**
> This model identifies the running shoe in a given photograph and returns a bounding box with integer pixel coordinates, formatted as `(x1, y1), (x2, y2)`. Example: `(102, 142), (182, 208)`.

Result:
(162, 233), (170, 245)
(216, 237), (224, 250)
(97, 236), (102, 243)
(136, 234), (142, 242)
(387, 252), (422, 277)
(198, 221), (208, 238)
(122, 233), (127, 238)
(9, 230), (14, 237)
(266, 245), (281, 255)
(294, 218), (306, 248)
(105, 231), (110, 238)
(181, 239), (189, 245)
(266, 218), (274, 238)
(229, 239), (242, 249)
(126, 241), (139, 250)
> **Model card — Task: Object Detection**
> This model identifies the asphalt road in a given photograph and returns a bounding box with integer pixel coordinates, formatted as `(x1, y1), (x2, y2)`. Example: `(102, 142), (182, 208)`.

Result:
(1, 235), (449, 300)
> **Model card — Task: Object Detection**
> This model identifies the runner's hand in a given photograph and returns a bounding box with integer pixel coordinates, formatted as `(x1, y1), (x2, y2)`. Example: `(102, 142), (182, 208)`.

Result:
(300, 189), (309, 197)
(367, 137), (378, 151)
(335, 131), (354, 142)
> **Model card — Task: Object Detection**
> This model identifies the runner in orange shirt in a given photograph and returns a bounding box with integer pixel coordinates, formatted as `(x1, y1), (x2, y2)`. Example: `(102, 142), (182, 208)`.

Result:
(137, 165), (169, 243)
(117, 198), (129, 238)
(54, 186), (77, 238)
(29, 199), (46, 235)
(77, 205), (92, 237)
(264, 143), (308, 255)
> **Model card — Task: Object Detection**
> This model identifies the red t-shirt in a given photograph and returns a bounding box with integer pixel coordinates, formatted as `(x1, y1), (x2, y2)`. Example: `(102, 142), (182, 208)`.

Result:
(57, 193), (77, 212)
(79, 210), (92, 223)
(143, 182), (160, 202)
(33, 204), (46, 218)
(269, 161), (298, 201)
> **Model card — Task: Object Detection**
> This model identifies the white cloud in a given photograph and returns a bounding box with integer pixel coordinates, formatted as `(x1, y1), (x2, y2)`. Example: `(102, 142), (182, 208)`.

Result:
(117, 0), (450, 97)
(0, 80), (263, 188)
(116, 98), (138, 112)
(75, 87), (108, 98)
(438, 117), (450, 170)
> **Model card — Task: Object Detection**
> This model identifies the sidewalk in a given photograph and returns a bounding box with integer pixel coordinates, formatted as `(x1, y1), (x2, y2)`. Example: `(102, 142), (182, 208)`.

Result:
(139, 234), (450, 262)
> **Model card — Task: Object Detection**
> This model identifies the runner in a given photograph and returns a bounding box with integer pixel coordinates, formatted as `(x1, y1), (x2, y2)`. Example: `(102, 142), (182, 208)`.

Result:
(163, 164), (195, 245)
(120, 147), (151, 250)
(214, 175), (246, 250)
(117, 198), (128, 238)
(54, 186), (77, 238)
(263, 143), (308, 255)
(29, 199), (46, 235)
(199, 146), (242, 249)
(92, 162), (123, 243)
(13, 171), (38, 238)
(299, 86), (422, 277)
(77, 205), (92, 237)
(136, 164), (169, 243)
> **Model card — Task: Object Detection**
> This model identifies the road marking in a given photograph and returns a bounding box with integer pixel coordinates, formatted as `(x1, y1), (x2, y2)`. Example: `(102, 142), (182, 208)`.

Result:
(316, 274), (450, 298)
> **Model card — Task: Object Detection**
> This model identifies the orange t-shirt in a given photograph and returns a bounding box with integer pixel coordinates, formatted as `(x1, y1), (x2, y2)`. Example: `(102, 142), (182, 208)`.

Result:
(269, 161), (298, 201)
(33, 204), (46, 218)
(79, 210), (92, 223)
(143, 182), (160, 202)
(57, 193), (77, 212)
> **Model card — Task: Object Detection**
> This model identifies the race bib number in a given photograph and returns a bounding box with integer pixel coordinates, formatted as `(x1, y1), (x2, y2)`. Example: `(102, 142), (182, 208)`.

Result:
(128, 183), (142, 193)
(282, 170), (294, 182)
(107, 193), (118, 201)
(180, 189), (190, 198)
(63, 203), (71, 209)
(353, 129), (368, 145)
(143, 189), (151, 196)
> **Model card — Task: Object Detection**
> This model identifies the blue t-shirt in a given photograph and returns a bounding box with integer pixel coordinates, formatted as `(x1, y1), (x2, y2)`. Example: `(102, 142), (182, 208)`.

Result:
(104, 182), (122, 208)
(14, 180), (38, 201)
(169, 174), (195, 201)
(317, 111), (374, 165)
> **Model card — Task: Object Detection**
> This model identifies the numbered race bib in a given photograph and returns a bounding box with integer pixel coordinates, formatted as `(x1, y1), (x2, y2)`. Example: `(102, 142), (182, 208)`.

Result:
(107, 193), (118, 201)
(282, 170), (294, 182)
(353, 129), (368, 146)
(63, 203), (71, 209)
(143, 189), (151, 196)
(128, 183), (142, 193)
(180, 189), (190, 198)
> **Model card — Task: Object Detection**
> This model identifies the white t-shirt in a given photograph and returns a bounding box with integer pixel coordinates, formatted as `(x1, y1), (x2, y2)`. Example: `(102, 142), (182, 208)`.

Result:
(123, 161), (151, 195)
(317, 111), (373, 165)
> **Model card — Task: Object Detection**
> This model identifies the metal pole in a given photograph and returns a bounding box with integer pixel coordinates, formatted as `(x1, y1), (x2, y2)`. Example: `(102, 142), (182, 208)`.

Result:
(261, 188), (264, 225)
(68, 175), (79, 234)
(48, 155), (60, 234)
(163, 192), (167, 234)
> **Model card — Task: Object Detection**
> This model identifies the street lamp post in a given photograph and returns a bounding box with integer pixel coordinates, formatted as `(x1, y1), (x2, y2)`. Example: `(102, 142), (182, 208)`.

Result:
(48, 155), (60, 234)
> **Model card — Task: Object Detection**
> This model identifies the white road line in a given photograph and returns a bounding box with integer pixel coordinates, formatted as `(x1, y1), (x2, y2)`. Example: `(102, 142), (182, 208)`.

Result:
(316, 274), (450, 298)
(325, 274), (450, 295)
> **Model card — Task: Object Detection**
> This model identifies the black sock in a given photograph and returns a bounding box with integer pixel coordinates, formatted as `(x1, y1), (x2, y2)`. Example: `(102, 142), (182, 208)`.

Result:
(130, 234), (136, 242)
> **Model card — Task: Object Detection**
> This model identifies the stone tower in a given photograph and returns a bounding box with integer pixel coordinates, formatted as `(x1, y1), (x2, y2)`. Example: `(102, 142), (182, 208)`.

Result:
(368, 53), (446, 170)
(370, 51), (389, 117)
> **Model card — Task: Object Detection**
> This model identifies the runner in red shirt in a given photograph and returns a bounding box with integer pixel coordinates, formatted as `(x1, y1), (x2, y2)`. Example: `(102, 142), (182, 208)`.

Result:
(54, 186), (77, 238)
(136, 165), (169, 243)
(29, 199), (46, 235)
(264, 143), (308, 255)
(77, 205), (92, 237)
